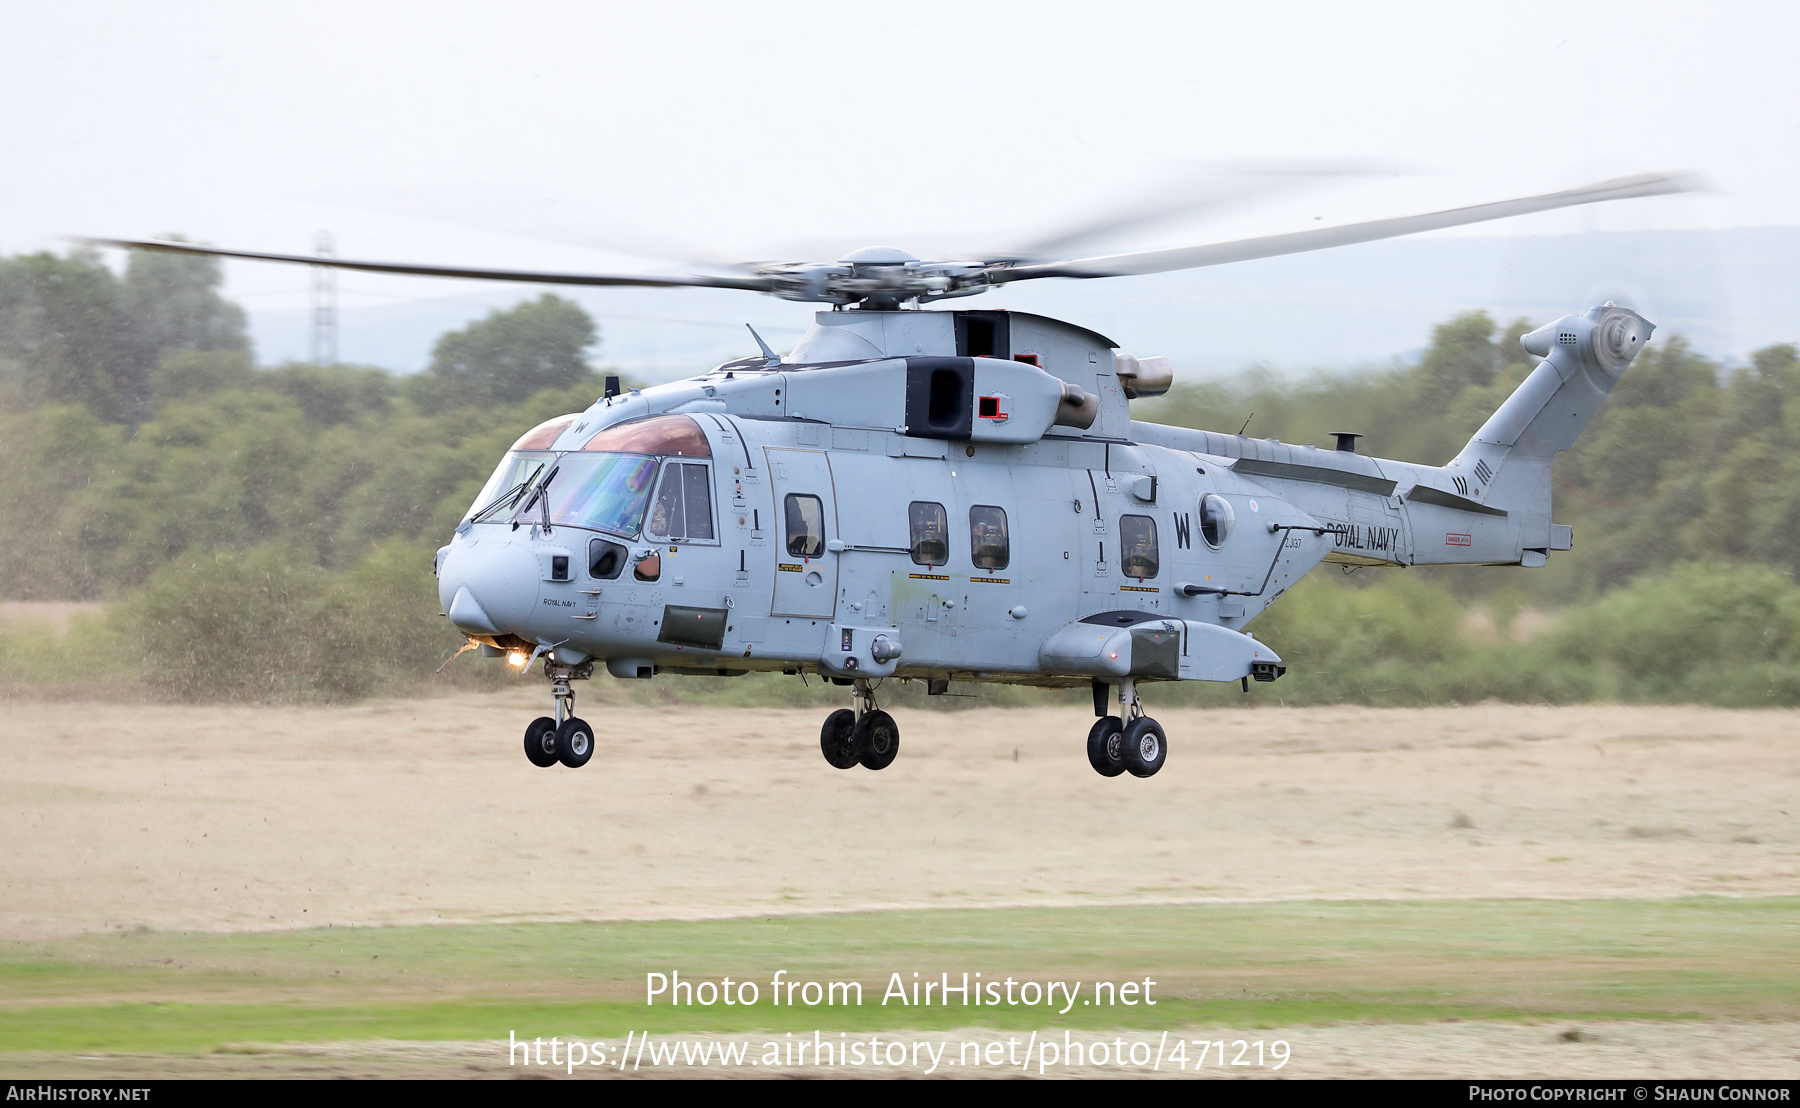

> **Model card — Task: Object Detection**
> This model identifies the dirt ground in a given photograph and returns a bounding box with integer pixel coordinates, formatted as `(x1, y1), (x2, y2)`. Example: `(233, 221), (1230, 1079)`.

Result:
(3, 693), (1798, 1079)
(1, 694), (1796, 938)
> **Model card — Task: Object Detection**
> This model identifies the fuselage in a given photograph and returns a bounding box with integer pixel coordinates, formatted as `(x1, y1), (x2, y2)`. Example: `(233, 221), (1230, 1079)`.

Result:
(436, 304), (1632, 687)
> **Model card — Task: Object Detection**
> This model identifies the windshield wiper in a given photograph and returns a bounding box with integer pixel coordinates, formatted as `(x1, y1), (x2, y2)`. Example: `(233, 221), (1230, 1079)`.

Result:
(514, 464), (561, 534)
(469, 464), (545, 524)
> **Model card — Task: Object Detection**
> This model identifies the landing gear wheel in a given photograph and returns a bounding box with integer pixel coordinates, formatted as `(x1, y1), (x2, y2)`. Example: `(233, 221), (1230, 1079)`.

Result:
(1086, 716), (1125, 777)
(555, 716), (595, 768)
(820, 708), (863, 769)
(524, 716), (559, 768)
(856, 710), (899, 770)
(1121, 716), (1166, 778)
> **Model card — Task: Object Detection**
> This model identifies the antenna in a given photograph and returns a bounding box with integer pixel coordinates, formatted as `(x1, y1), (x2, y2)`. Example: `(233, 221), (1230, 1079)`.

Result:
(1238, 411), (1254, 436)
(311, 231), (338, 365)
(746, 323), (780, 368)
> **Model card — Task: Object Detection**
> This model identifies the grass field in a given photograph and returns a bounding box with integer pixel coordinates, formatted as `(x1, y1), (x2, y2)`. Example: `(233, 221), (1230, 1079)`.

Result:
(3, 696), (1796, 1077)
(3, 897), (1796, 1057)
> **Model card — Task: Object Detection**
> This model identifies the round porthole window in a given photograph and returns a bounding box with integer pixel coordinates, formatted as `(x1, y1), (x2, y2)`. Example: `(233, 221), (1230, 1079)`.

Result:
(1199, 493), (1235, 548)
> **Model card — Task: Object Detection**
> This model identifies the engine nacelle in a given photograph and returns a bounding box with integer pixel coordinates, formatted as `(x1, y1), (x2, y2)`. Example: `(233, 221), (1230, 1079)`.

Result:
(1114, 353), (1174, 399)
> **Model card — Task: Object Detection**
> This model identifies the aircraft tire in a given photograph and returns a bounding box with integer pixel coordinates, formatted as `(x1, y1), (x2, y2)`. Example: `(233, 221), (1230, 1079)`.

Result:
(820, 708), (863, 769)
(1121, 717), (1167, 778)
(856, 710), (900, 770)
(524, 716), (560, 768)
(555, 716), (595, 768)
(1086, 716), (1126, 777)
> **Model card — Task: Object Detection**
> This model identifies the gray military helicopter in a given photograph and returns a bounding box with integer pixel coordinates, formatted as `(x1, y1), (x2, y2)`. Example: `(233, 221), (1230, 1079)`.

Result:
(95, 171), (1684, 778)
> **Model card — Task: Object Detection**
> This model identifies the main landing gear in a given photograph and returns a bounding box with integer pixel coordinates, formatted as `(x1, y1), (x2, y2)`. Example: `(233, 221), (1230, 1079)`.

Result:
(523, 659), (595, 769)
(820, 678), (899, 771)
(1086, 678), (1166, 779)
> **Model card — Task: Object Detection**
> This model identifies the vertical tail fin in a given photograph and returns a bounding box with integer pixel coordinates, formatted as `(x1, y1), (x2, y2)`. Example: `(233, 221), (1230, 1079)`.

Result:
(1459, 304), (1655, 465)
(1414, 305), (1653, 566)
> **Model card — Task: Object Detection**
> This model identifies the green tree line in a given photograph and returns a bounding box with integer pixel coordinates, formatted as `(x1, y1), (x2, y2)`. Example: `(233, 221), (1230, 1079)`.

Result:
(0, 249), (605, 597)
(2, 245), (1797, 705)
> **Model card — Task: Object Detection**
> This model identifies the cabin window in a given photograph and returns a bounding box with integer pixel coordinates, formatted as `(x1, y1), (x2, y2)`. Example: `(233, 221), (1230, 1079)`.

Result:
(1199, 493), (1235, 548)
(1120, 514), (1159, 580)
(970, 505), (1009, 570)
(909, 501), (949, 566)
(785, 493), (825, 557)
(646, 462), (715, 541)
(589, 538), (627, 579)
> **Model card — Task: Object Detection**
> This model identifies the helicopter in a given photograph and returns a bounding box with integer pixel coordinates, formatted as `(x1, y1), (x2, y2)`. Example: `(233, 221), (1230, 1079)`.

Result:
(94, 171), (1683, 779)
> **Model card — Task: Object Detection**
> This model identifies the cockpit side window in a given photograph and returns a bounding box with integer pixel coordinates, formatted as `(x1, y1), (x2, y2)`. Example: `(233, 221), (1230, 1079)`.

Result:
(647, 462), (715, 542)
(909, 501), (948, 566)
(785, 494), (825, 557)
(589, 538), (627, 579)
(1120, 514), (1159, 580)
(681, 464), (714, 540)
(970, 505), (1009, 570)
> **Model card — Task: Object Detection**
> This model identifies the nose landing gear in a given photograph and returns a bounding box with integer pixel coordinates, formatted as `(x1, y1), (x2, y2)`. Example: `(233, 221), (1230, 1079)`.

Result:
(1087, 678), (1165, 779)
(521, 658), (596, 768)
(819, 678), (899, 771)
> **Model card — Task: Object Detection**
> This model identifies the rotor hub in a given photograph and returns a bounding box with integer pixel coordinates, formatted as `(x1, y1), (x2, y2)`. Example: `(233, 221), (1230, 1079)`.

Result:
(758, 248), (997, 307)
(837, 245), (919, 266)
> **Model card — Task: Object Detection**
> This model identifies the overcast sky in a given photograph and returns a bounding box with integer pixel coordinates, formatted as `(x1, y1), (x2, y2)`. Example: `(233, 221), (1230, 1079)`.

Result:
(3, 1), (1795, 373)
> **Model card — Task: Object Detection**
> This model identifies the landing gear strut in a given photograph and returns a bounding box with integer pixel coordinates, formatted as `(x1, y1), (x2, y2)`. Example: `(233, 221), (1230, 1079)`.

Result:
(819, 677), (899, 771)
(522, 658), (595, 768)
(1087, 678), (1165, 779)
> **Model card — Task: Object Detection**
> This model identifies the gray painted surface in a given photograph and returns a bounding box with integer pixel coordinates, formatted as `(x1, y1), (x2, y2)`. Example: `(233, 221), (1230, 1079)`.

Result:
(436, 302), (1649, 691)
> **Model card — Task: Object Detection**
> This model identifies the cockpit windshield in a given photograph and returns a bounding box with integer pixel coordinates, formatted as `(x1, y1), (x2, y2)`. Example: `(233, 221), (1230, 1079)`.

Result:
(467, 450), (662, 535)
(465, 450), (553, 522)
(464, 415), (708, 536)
(542, 453), (661, 536)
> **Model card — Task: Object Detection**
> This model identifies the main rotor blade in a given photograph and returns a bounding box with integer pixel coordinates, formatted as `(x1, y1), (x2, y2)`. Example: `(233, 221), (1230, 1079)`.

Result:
(80, 237), (779, 292)
(994, 172), (1701, 282)
(1003, 158), (1397, 262)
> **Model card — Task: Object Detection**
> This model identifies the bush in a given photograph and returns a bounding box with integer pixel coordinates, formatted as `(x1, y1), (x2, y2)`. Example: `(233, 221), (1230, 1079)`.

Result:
(0, 608), (133, 687)
(126, 544), (369, 702)
(1551, 562), (1800, 705)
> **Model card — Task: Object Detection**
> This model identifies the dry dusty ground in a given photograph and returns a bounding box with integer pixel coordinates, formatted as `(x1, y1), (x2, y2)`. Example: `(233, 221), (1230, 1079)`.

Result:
(2, 694), (1797, 1078)
(1, 695), (1795, 936)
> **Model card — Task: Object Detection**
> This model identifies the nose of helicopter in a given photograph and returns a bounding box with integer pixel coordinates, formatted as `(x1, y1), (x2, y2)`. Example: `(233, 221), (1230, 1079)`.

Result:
(438, 534), (541, 638)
